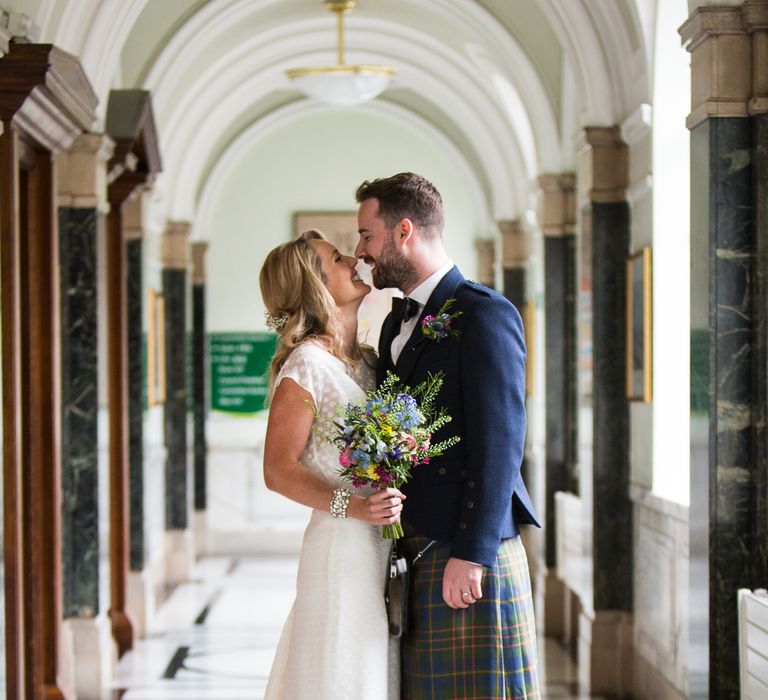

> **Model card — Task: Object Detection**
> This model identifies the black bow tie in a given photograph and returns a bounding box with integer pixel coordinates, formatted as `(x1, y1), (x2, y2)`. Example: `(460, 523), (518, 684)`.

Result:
(391, 296), (420, 322)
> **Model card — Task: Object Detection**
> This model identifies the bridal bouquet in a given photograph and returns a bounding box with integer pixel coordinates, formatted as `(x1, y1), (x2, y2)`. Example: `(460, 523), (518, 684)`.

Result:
(317, 371), (460, 539)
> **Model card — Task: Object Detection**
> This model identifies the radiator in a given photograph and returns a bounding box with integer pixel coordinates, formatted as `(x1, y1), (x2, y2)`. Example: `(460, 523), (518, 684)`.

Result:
(739, 588), (768, 700)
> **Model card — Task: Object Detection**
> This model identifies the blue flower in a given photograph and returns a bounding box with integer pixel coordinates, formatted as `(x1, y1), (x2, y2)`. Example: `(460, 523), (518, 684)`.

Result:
(352, 449), (371, 467)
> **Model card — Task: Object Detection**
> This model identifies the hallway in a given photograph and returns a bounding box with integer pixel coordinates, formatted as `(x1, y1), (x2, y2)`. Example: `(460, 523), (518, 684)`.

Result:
(1, 0), (767, 696)
(113, 556), (599, 699)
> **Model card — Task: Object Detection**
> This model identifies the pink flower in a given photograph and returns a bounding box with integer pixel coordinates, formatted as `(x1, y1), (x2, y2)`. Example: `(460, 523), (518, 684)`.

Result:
(339, 446), (353, 467)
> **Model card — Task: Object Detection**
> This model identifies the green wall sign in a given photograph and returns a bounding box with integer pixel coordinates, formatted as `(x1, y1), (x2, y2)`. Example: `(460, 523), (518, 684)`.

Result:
(209, 332), (277, 413)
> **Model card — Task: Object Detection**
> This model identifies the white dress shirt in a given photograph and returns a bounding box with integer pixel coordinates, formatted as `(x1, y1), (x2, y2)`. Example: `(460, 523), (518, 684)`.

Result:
(390, 259), (454, 364)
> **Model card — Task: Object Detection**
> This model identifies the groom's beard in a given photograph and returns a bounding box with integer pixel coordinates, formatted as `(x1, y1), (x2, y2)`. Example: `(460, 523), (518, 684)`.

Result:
(371, 232), (418, 291)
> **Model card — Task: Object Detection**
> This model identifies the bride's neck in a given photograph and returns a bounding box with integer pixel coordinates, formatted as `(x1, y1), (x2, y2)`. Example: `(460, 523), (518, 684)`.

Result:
(336, 307), (360, 360)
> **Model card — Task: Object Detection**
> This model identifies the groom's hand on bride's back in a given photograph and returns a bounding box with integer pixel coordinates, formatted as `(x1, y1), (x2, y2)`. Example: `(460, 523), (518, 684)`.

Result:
(347, 487), (406, 526)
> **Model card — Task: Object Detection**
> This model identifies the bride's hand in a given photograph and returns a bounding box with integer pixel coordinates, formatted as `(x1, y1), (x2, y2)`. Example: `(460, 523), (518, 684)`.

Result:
(348, 487), (405, 526)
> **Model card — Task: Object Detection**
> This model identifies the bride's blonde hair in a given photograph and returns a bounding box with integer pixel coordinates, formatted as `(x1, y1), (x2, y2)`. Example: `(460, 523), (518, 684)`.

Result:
(259, 229), (354, 390)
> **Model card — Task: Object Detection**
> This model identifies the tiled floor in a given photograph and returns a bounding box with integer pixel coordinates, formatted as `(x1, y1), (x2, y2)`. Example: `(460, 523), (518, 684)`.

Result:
(113, 556), (601, 699)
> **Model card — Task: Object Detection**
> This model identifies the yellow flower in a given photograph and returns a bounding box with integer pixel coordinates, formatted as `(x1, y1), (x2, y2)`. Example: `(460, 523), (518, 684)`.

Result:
(381, 424), (393, 436)
(365, 464), (378, 480)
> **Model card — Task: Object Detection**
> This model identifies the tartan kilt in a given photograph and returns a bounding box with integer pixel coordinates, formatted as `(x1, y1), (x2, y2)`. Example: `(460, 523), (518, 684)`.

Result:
(399, 533), (540, 700)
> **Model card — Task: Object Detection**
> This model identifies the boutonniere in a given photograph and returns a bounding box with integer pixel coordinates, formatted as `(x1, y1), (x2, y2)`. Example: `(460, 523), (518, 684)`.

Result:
(421, 298), (463, 342)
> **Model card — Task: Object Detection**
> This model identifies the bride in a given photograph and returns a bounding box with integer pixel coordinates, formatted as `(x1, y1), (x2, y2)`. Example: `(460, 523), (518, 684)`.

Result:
(259, 229), (403, 699)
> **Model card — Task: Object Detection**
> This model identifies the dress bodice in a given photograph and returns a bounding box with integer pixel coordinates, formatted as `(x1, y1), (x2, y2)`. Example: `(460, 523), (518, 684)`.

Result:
(274, 342), (375, 486)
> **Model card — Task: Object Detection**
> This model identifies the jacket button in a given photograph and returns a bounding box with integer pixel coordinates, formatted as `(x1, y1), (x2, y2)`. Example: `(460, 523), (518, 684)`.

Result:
(460, 469), (467, 477)
(438, 467), (446, 476)
(466, 501), (474, 509)
(467, 480), (476, 488)
(459, 522), (467, 530)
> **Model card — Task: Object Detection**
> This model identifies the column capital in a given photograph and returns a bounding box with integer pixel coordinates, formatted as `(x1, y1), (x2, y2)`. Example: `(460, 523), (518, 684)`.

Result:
(161, 220), (191, 269)
(579, 128), (628, 203)
(191, 242), (209, 285)
(537, 173), (576, 237)
(498, 219), (530, 269)
(744, 0), (768, 114)
(474, 239), (495, 288)
(57, 132), (115, 210)
(680, 6), (752, 127)
(122, 190), (148, 240)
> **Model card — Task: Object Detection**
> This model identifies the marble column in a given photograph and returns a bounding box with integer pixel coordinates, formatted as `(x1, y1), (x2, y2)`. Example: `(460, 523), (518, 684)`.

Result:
(123, 192), (146, 573)
(499, 218), (528, 311)
(191, 242), (209, 552)
(538, 173), (577, 636)
(122, 191), (159, 640)
(579, 127), (632, 696)
(474, 238), (495, 289)
(57, 132), (117, 699)
(162, 221), (194, 582)
(750, 4), (768, 604)
(681, 5), (768, 697)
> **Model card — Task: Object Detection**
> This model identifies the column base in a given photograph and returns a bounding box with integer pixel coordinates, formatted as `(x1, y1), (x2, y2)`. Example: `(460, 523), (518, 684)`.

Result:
(165, 528), (195, 583)
(544, 570), (567, 638)
(61, 614), (116, 699)
(127, 565), (162, 639)
(578, 609), (633, 696)
(633, 648), (686, 700)
(520, 528), (546, 635)
(193, 509), (208, 557)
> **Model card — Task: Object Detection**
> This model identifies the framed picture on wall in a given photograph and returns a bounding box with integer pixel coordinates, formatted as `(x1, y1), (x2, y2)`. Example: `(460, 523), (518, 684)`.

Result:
(293, 211), (360, 255)
(523, 297), (536, 397)
(292, 211), (393, 348)
(147, 288), (166, 406)
(626, 246), (652, 402)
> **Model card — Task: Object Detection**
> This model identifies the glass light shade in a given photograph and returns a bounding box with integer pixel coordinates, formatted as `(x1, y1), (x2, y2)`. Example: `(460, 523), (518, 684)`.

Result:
(286, 65), (394, 106)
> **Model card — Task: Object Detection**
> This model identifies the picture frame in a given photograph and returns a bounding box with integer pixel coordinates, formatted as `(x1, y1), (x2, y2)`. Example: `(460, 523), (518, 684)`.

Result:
(292, 211), (392, 347)
(147, 288), (166, 406)
(523, 298), (536, 397)
(293, 211), (359, 255)
(626, 246), (652, 402)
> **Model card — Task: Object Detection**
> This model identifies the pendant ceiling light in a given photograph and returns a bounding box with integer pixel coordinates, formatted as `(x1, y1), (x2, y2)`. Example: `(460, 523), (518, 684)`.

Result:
(286, 1), (394, 106)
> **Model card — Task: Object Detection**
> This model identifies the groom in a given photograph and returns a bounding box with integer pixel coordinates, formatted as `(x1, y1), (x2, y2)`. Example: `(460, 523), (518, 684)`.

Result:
(355, 172), (541, 698)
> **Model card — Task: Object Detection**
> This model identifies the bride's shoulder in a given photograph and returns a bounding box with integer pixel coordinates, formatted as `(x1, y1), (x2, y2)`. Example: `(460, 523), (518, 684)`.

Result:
(284, 340), (328, 363)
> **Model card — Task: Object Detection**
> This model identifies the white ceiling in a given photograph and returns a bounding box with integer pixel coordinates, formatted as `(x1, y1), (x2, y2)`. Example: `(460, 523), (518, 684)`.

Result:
(10, 0), (653, 221)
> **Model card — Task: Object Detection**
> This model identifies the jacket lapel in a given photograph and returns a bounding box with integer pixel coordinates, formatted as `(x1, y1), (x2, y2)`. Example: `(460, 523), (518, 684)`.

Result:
(394, 266), (464, 383)
(376, 312), (395, 384)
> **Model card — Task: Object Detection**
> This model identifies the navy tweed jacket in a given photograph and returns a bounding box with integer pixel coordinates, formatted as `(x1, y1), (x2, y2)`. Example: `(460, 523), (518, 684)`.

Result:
(377, 266), (540, 568)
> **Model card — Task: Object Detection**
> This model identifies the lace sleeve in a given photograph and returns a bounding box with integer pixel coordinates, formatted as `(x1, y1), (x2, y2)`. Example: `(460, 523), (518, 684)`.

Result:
(274, 343), (326, 407)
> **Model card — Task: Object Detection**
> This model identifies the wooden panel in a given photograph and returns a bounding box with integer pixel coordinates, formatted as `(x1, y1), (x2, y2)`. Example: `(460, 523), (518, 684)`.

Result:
(104, 88), (163, 657)
(1, 121), (27, 700)
(21, 142), (66, 699)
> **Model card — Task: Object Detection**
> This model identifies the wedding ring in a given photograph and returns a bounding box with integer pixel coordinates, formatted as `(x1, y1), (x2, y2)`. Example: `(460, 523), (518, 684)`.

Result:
(462, 591), (471, 597)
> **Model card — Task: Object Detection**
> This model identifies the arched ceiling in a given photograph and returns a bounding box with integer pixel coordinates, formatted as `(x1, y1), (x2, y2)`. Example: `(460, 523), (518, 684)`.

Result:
(12, 0), (651, 224)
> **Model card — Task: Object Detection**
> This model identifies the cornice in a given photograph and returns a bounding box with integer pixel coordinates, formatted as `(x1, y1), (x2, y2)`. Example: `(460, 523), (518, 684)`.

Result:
(0, 42), (97, 152)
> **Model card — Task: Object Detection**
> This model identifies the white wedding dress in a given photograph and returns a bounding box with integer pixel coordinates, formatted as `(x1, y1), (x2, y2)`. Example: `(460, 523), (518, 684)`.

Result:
(264, 342), (398, 700)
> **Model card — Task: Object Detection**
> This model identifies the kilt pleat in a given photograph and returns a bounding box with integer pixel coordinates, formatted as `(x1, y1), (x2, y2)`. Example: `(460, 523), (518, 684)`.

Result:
(400, 534), (540, 700)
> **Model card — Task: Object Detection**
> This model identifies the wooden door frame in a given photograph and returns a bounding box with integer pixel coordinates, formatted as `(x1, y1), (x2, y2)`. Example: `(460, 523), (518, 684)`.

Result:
(104, 89), (161, 657)
(0, 43), (96, 698)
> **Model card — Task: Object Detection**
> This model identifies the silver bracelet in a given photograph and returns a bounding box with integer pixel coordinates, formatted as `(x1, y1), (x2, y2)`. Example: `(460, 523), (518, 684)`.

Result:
(329, 487), (352, 518)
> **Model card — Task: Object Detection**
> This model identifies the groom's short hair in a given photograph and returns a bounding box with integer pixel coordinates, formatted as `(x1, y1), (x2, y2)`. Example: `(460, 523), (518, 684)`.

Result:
(355, 172), (444, 239)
